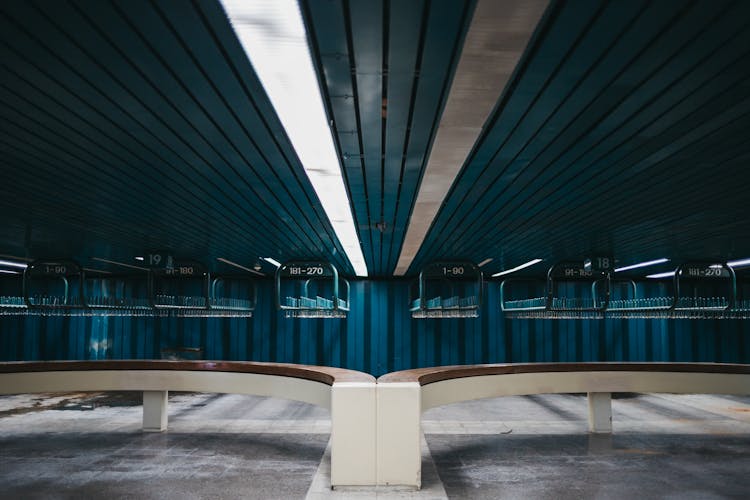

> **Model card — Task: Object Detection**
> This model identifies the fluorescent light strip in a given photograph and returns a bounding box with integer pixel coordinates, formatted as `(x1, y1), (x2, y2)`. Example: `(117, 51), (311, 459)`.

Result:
(0, 259), (28, 269)
(477, 258), (493, 267)
(263, 257), (282, 268)
(220, 0), (367, 277)
(0, 269), (20, 274)
(646, 271), (675, 279)
(492, 258), (544, 277)
(83, 268), (112, 275)
(91, 257), (148, 271)
(647, 259), (750, 277)
(217, 257), (264, 276)
(614, 258), (670, 272)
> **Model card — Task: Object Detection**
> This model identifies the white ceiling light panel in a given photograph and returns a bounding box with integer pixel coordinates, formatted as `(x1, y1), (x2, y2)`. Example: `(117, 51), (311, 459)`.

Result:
(220, 0), (367, 276)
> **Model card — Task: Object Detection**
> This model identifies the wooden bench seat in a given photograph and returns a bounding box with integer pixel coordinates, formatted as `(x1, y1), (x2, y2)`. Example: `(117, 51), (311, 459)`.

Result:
(0, 360), (377, 487)
(3, 361), (749, 488)
(376, 362), (750, 488)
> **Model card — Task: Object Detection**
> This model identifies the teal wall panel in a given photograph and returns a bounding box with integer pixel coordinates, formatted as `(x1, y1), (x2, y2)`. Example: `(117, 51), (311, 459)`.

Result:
(1, 280), (748, 376)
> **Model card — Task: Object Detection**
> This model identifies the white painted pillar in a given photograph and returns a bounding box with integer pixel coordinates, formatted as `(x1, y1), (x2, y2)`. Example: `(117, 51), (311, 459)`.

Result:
(330, 382), (377, 486)
(587, 392), (612, 433)
(142, 390), (168, 432)
(377, 382), (421, 488)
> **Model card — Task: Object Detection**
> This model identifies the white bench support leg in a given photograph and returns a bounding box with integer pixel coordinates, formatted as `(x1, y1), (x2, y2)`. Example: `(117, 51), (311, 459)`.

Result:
(330, 382), (377, 486)
(587, 392), (612, 433)
(377, 382), (421, 488)
(143, 390), (168, 432)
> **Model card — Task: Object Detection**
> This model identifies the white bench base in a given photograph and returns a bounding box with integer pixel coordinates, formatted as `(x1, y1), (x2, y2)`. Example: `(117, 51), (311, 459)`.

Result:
(142, 390), (168, 432)
(588, 392), (612, 433)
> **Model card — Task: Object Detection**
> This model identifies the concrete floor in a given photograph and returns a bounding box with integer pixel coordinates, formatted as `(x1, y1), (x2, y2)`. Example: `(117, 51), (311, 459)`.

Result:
(1, 391), (749, 499)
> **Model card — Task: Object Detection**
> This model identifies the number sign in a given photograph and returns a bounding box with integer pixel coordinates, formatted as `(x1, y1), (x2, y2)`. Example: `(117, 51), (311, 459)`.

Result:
(584, 256), (613, 273)
(152, 260), (206, 278)
(280, 262), (333, 278)
(423, 262), (476, 279)
(680, 264), (730, 279)
(28, 260), (79, 277)
(549, 263), (599, 279)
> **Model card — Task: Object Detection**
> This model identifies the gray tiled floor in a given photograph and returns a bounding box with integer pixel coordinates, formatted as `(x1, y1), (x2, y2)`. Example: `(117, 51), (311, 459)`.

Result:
(1, 392), (749, 499)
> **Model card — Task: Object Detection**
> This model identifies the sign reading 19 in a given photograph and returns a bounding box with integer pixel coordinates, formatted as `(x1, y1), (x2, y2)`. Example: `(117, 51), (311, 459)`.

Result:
(289, 266), (325, 276)
(442, 266), (465, 276)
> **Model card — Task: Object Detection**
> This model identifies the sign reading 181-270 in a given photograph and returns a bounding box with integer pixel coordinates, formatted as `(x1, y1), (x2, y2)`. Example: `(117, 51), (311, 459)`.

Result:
(681, 264), (730, 279)
(281, 263), (334, 277)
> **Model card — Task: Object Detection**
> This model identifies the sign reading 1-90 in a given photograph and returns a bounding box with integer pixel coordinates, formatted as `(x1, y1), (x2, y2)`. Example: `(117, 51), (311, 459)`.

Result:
(424, 262), (475, 278)
(442, 266), (465, 276)
(34, 263), (72, 276)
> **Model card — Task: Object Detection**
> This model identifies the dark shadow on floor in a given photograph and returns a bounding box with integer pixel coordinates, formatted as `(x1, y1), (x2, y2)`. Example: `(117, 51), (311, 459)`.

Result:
(0, 432), (329, 500)
(426, 433), (750, 500)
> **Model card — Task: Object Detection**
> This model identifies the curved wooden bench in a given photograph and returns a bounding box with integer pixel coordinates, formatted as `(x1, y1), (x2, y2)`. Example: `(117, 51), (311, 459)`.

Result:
(0, 360), (376, 487)
(376, 362), (750, 487)
(0, 360), (372, 407)
(380, 362), (750, 409)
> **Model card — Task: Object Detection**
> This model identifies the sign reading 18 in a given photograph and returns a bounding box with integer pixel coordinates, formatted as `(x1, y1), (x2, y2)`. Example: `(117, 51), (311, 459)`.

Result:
(442, 266), (465, 276)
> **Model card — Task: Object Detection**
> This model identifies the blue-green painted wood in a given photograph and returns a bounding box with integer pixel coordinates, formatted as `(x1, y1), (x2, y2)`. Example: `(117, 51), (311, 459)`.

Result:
(0, 0), (352, 274)
(412, 0), (750, 277)
(302, 0), (475, 275)
(2, 280), (748, 376)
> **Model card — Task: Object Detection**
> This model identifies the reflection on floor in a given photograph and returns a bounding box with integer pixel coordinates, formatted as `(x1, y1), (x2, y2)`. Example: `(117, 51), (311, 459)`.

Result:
(1, 391), (749, 499)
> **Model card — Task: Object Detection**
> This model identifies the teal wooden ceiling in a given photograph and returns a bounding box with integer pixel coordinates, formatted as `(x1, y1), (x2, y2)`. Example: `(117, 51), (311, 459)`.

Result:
(409, 0), (750, 277)
(0, 0), (353, 274)
(301, 0), (474, 276)
(1, 0), (750, 279)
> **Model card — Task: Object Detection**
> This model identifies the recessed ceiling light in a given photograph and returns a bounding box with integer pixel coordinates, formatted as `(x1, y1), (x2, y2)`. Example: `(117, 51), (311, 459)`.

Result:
(728, 258), (750, 268)
(0, 259), (28, 269)
(134, 256), (145, 261)
(262, 257), (282, 268)
(217, 257), (264, 276)
(91, 257), (148, 271)
(82, 268), (112, 274)
(220, 0), (367, 277)
(492, 258), (544, 277)
(646, 271), (675, 279)
(614, 258), (669, 272)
